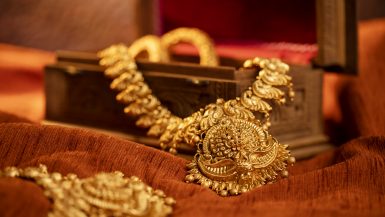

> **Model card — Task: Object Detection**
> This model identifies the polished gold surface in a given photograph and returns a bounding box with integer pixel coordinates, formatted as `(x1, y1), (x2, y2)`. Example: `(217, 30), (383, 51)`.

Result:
(129, 35), (169, 62)
(0, 165), (175, 217)
(98, 28), (296, 196)
(164, 57), (295, 195)
(98, 43), (181, 147)
(161, 27), (219, 66)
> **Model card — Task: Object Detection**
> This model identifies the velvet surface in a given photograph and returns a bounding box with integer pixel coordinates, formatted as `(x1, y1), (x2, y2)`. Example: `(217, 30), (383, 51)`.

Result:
(0, 19), (385, 216)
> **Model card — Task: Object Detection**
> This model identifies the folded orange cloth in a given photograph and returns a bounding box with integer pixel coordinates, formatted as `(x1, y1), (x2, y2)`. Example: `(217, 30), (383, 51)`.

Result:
(0, 111), (384, 217)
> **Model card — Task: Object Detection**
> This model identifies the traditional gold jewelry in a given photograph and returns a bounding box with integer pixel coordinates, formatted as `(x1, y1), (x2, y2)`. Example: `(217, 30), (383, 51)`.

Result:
(165, 58), (295, 196)
(0, 164), (175, 217)
(98, 28), (296, 196)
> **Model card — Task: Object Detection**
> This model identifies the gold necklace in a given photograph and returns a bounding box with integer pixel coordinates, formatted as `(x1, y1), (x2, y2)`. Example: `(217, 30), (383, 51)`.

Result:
(98, 28), (296, 196)
(0, 164), (175, 217)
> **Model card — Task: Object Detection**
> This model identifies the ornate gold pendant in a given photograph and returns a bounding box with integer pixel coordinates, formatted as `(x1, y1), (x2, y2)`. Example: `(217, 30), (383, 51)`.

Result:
(159, 57), (297, 196)
(183, 99), (295, 196)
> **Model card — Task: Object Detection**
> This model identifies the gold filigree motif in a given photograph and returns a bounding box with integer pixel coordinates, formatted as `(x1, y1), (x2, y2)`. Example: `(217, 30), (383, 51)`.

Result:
(183, 102), (295, 196)
(177, 57), (295, 196)
(0, 165), (175, 217)
(98, 28), (296, 196)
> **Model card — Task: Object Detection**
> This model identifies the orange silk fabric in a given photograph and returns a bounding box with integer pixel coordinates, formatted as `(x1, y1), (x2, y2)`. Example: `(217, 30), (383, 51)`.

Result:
(0, 112), (384, 217)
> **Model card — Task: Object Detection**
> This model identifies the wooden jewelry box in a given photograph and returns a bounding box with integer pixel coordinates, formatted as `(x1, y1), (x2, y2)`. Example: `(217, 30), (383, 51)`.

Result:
(44, 0), (358, 159)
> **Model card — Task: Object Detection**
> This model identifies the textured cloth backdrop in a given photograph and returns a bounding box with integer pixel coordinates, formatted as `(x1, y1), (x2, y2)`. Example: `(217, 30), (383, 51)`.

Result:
(0, 112), (384, 217)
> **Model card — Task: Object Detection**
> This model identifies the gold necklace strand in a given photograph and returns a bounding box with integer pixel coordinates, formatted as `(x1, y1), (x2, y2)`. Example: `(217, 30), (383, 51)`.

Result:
(128, 35), (170, 62)
(160, 27), (219, 66)
(98, 43), (182, 153)
(98, 28), (296, 196)
(0, 165), (175, 217)
(98, 28), (219, 154)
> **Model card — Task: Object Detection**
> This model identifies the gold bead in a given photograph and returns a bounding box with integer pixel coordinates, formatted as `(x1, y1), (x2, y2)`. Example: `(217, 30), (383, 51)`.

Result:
(132, 175), (141, 180)
(281, 170), (289, 178)
(219, 190), (228, 197)
(38, 164), (48, 172)
(51, 172), (62, 181)
(243, 59), (253, 68)
(259, 59), (268, 68)
(229, 188), (239, 195)
(165, 197), (176, 205)
(252, 57), (261, 65)
(289, 91), (295, 98)
(193, 135), (200, 143)
(169, 148), (177, 155)
(288, 156), (296, 164)
(262, 125), (269, 131)
(67, 173), (77, 180)
(154, 189), (165, 197)
(159, 143), (167, 150)
(216, 98), (224, 104)
(240, 187), (248, 193)
(185, 174), (195, 183)
(202, 180), (212, 188)
(265, 121), (271, 127)
(267, 63), (277, 71)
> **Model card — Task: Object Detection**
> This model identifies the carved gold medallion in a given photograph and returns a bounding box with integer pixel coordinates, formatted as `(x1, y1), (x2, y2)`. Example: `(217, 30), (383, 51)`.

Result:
(183, 100), (295, 196)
